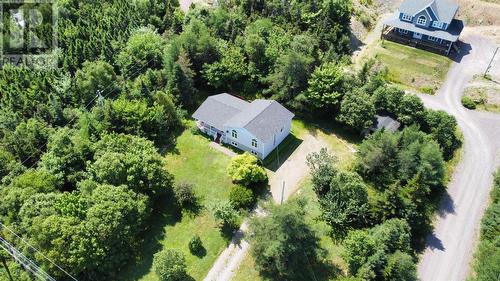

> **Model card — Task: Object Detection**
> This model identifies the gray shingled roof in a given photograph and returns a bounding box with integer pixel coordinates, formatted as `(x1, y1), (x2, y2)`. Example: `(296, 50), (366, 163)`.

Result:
(374, 115), (401, 132)
(384, 13), (464, 41)
(192, 93), (249, 130)
(226, 100), (295, 143)
(399, 0), (433, 15)
(192, 94), (294, 143)
(399, 0), (458, 24)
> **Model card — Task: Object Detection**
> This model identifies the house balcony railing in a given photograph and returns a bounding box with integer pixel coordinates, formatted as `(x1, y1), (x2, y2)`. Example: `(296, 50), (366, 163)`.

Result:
(196, 120), (211, 131)
(381, 26), (453, 55)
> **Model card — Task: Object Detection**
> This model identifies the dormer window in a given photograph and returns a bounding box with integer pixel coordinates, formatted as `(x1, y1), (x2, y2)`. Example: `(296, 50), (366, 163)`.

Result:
(401, 14), (412, 21)
(417, 15), (427, 26)
(431, 21), (444, 29)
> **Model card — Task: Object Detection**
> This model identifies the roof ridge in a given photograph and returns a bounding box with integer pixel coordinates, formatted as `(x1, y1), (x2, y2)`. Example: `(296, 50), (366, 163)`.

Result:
(209, 93), (249, 111)
(240, 100), (274, 127)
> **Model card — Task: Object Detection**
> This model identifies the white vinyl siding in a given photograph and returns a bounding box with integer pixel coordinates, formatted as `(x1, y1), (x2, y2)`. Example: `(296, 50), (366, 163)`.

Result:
(431, 21), (444, 29)
(417, 15), (427, 26)
(401, 14), (412, 21)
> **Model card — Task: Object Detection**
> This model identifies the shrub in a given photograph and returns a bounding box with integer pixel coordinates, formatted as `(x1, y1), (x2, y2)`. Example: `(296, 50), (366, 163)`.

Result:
(359, 13), (372, 29)
(153, 249), (188, 281)
(229, 185), (255, 209)
(211, 201), (240, 229)
(188, 235), (203, 255)
(227, 152), (268, 186)
(419, 86), (435, 95)
(173, 182), (196, 208)
(461, 96), (476, 109)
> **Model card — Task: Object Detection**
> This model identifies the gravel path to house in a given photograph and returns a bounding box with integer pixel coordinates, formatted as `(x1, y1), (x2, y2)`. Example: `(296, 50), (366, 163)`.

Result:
(203, 134), (329, 281)
(352, 12), (393, 64)
(416, 31), (500, 281)
(209, 142), (237, 158)
(268, 134), (330, 203)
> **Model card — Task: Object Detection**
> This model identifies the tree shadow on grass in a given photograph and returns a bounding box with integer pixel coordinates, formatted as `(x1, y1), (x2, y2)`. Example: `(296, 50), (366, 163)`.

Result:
(181, 196), (204, 218)
(119, 194), (182, 281)
(219, 223), (241, 243)
(258, 259), (343, 281)
(191, 244), (207, 258)
(309, 260), (343, 281)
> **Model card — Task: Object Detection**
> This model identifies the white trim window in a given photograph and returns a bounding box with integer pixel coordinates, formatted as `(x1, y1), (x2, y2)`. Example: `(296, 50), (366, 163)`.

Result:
(397, 28), (409, 34)
(231, 130), (238, 139)
(417, 15), (427, 26)
(401, 14), (412, 21)
(251, 139), (258, 148)
(428, 36), (439, 42)
(431, 21), (444, 29)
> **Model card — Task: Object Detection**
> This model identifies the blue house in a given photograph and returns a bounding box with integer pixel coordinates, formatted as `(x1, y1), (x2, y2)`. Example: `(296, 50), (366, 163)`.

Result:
(381, 0), (464, 55)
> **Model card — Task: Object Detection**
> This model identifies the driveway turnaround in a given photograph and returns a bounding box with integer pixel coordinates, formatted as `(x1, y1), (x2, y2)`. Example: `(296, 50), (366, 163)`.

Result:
(417, 31), (500, 281)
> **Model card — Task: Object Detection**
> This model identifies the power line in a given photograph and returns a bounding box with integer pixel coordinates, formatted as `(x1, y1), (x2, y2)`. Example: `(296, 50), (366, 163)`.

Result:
(0, 222), (79, 281)
(17, 57), (157, 170)
(0, 235), (56, 281)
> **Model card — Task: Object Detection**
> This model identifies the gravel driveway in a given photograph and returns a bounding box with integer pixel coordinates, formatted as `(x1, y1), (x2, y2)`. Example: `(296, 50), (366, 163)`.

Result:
(203, 134), (329, 281)
(417, 31), (500, 281)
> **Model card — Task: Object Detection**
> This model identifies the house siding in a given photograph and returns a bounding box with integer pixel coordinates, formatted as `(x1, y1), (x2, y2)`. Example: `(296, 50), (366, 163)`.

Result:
(223, 126), (265, 158)
(399, 12), (413, 22)
(262, 121), (291, 159)
(413, 9), (431, 28)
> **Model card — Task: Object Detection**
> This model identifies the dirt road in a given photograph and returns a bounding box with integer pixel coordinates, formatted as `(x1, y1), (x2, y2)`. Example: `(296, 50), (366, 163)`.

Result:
(203, 134), (329, 281)
(417, 32), (500, 281)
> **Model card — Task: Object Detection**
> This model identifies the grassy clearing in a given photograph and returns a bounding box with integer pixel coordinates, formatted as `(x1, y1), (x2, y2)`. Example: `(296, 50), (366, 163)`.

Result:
(263, 119), (357, 172)
(123, 123), (236, 281)
(462, 75), (500, 113)
(295, 119), (359, 169)
(364, 40), (451, 94)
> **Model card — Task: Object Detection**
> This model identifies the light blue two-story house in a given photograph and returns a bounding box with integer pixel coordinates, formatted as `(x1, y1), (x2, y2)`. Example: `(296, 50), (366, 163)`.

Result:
(382, 0), (464, 55)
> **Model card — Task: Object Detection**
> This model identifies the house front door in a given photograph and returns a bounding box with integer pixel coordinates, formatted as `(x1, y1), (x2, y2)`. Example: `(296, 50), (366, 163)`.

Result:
(413, 32), (422, 39)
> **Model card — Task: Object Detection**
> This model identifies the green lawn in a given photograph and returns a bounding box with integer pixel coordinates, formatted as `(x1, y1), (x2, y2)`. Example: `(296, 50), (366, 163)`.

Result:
(122, 123), (237, 281)
(367, 40), (451, 94)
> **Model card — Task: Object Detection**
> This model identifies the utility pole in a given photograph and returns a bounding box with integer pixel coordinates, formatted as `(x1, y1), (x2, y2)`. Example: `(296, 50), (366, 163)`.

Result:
(96, 89), (105, 107)
(484, 46), (498, 76)
(1, 251), (14, 281)
(280, 181), (285, 205)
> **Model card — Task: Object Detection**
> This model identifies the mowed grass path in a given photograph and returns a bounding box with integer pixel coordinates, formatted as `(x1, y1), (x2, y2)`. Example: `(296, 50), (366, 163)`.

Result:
(130, 124), (236, 281)
(369, 40), (451, 93)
